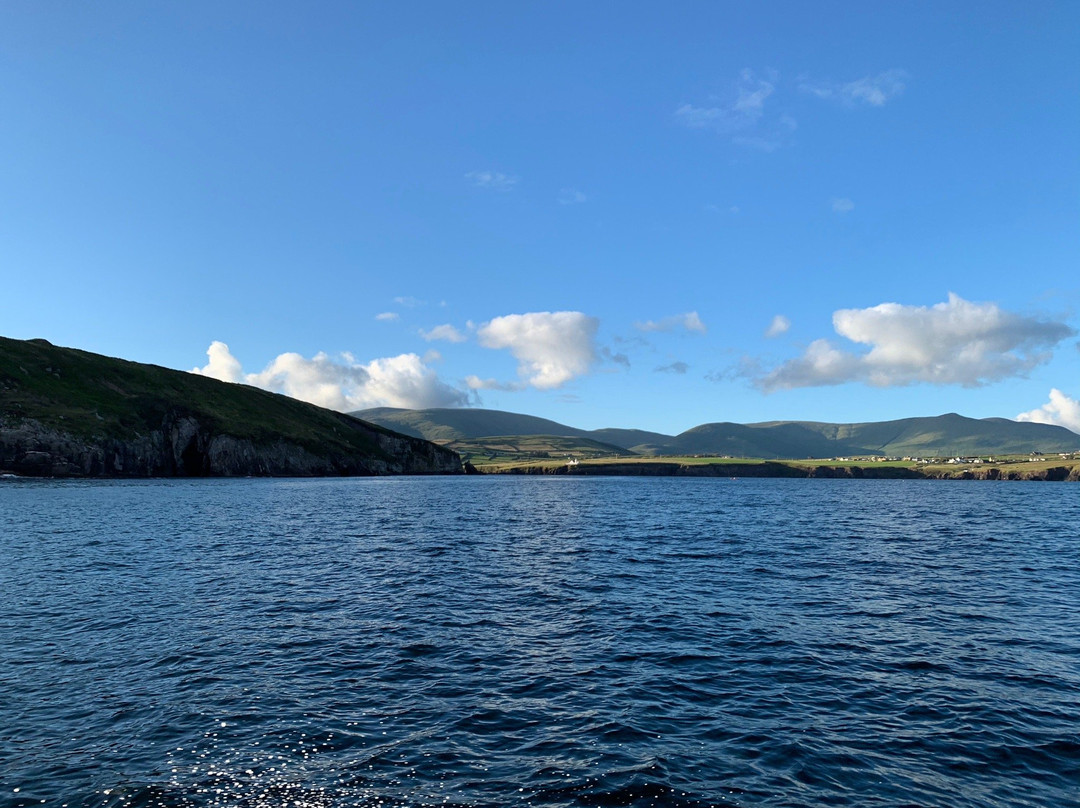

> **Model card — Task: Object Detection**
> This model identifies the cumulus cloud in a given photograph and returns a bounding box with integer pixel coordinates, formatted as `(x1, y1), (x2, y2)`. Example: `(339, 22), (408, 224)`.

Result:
(800, 69), (907, 106)
(476, 311), (598, 389)
(466, 171), (518, 191)
(758, 293), (1075, 392)
(1017, 389), (1080, 434)
(655, 361), (689, 374)
(193, 340), (244, 383)
(393, 296), (424, 308)
(831, 198), (855, 213)
(191, 342), (467, 411)
(676, 68), (775, 133)
(558, 188), (587, 205)
(419, 324), (467, 343)
(635, 311), (707, 334)
(375, 311), (399, 322)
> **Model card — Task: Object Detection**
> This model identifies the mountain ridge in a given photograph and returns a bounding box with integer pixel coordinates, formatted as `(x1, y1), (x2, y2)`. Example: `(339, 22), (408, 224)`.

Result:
(353, 406), (1080, 459)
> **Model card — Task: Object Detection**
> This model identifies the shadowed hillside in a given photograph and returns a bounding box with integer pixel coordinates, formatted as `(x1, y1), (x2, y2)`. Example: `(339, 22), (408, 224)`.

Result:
(1, 337), (462, 477)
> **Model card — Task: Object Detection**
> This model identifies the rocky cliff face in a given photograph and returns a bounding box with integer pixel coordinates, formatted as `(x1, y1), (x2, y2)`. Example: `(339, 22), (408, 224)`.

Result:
(0, 413), (462, 478)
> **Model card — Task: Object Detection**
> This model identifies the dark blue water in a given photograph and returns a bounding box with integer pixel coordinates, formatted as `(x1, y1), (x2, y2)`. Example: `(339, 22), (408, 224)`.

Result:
(1, 477), (1078, 808)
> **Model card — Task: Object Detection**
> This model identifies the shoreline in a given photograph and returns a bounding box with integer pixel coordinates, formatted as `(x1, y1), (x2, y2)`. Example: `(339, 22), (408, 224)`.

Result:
(474, 459), (1080, 481)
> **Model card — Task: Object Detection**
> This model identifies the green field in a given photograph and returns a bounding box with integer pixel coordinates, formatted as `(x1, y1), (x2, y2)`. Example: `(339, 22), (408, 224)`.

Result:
(450, 434), (631, 464)
(476, 453), (1080, 480)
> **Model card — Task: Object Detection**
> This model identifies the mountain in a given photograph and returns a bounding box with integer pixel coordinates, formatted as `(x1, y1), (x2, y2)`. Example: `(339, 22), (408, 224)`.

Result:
(0, 337), (461, 477)
(353, 407), (597, 443)
(353, 406), (1080, 459)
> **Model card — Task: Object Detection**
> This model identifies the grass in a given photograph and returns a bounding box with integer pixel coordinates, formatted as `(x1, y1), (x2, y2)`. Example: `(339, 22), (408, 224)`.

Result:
(476, 453), (1080, 478)
(0, 336), (419, 461)
(452, 434), (630, 464)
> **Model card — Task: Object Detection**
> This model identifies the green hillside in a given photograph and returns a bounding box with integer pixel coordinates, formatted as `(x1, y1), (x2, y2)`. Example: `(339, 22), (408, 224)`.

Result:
(451, 434), (633, 464)
(355, 406), (1080, 459)
(353, 407), (595, 443)
(1, 337), (461, 477)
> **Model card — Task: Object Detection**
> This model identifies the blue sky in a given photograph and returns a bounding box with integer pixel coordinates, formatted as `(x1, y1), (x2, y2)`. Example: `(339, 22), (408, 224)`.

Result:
(2, 2), (1078, 434)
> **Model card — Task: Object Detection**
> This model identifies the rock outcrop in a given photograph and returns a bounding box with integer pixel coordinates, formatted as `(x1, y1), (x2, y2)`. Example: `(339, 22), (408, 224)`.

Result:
(0, 414), (462, 478)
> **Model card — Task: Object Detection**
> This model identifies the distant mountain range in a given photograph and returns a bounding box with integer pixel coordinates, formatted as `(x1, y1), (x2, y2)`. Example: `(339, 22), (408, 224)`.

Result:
(354, 406), (1080, 459)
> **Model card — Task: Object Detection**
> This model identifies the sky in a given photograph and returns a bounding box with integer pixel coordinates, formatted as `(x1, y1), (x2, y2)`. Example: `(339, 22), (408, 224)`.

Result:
(2, 1), (1078, 435)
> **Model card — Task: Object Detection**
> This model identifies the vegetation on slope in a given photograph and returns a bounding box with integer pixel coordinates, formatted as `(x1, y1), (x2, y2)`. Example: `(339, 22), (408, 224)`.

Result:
(450, 434), (633, 464)
(0, 337), (460, 476)
(478, 455), (1080, 481)
(356, 406), (1080, 459)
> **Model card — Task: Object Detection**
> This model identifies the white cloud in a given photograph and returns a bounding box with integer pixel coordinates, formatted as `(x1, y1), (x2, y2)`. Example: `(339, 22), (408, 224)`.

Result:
(635, 311), (707, 334)
(393, 296), (424, 308)
(375, 311), (399, 322)
(759, 293), (1075, 392)
(466, 171), (518, 191)
(676, 68), (775, 133)
(192, 340), (244, 383)
(558, 188), (587, 205)
(765, 315), (791, 338)
(831, 198), (855, 213)
(419, 324), (467, 343)
(1017, 389), (1080, 434)
(476, 311), (598, 389)
(800, 69), (907, 107)
(191, 342), (467, 410)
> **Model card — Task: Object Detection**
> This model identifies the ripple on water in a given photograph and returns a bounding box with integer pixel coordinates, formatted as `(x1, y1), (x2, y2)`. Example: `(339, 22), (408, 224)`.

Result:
(1, 477), (1078, 808)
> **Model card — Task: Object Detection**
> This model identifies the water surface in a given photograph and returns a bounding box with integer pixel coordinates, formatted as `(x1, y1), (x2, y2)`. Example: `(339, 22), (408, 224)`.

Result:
(1, 477), (1078, 807)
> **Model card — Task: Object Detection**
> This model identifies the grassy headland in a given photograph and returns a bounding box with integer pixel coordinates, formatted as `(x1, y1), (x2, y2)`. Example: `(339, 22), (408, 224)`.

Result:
(0, 337), (461, 477)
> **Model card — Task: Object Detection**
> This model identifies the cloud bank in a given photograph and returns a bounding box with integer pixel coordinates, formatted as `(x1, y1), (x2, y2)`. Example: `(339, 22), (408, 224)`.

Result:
(759, 293), (1074, 392)
(191, 341), (467, 411)
(1017, 389), (1080, 434)
(476, 311), (598, 389)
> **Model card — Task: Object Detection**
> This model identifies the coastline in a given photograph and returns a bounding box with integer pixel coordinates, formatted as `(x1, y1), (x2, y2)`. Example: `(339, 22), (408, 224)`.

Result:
(475, 459), (1080, 481)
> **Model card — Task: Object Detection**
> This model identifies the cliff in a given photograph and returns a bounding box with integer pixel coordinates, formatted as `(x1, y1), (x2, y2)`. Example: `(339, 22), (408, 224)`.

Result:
(0, 337), (462, 478)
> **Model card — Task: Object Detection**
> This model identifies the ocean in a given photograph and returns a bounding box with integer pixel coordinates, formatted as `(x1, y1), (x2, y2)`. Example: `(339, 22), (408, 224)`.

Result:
(2, 477), (1078, 808)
